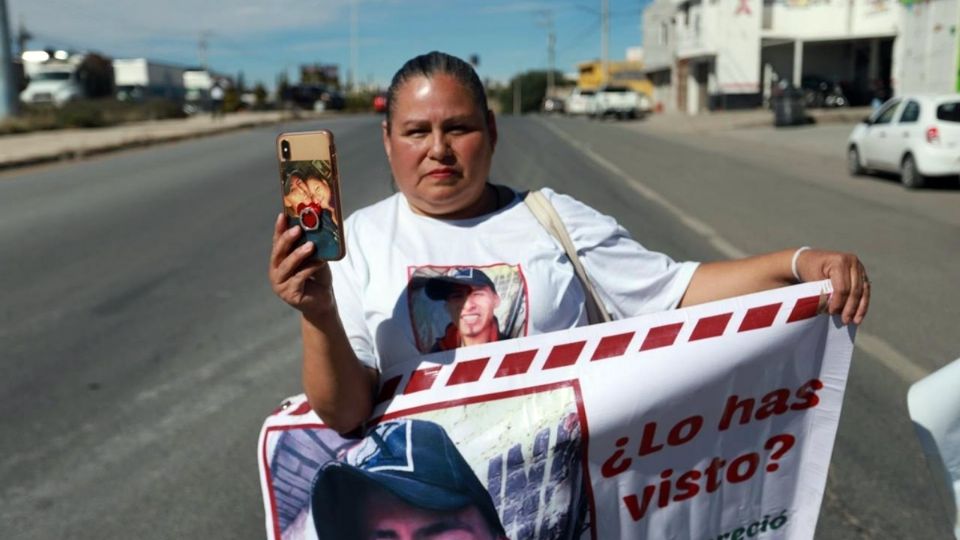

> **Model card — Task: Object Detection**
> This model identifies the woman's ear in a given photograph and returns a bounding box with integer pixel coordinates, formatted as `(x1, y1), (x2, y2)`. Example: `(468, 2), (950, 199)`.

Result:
(381, 120), (392, 163)
(486, 109), (498, 151)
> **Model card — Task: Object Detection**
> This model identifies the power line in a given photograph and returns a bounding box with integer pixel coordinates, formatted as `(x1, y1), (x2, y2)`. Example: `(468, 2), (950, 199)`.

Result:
(557, 19), (601, 54)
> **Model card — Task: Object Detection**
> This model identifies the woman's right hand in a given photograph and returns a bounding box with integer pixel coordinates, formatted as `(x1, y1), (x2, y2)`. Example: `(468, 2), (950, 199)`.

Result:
(269, 213), (336, 318)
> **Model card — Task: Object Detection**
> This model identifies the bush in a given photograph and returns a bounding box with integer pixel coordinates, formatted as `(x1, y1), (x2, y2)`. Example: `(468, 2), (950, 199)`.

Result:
(0, 98), (190, 135)
(344, 90), (378, 113)
(141, 99), (188, 120)
(56, 100), (108, 128)
(494, 70), (565, 114)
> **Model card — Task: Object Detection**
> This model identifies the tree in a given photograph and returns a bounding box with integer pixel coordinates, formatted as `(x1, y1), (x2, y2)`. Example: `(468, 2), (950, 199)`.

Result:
(253, 83), (268, 109)
(277, 72), (290, 105)
(495, 70), (565, 114)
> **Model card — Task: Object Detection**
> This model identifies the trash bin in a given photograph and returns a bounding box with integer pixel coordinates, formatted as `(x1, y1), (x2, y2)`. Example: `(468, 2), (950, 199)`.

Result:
(772, 87), (806, 127)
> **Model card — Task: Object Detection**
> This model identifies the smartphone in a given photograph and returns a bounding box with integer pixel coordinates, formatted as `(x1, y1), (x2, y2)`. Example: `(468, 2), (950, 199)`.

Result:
(276, 130), (346, 261)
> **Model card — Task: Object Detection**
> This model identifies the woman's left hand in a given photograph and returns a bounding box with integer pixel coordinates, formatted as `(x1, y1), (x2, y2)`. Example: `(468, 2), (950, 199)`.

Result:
(795, 249), (870, 325)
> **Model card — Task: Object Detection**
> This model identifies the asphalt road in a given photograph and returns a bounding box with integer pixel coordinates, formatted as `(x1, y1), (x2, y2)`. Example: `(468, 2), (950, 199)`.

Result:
(1, 114), (956, 538)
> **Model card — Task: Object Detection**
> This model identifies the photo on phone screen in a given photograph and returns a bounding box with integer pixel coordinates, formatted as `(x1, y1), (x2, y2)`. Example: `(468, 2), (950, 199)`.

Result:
(280, 158), (343, 260)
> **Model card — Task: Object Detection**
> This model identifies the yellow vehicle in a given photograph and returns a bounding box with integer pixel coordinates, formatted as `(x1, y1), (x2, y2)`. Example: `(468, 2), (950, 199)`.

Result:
(577, 60), (654, 98)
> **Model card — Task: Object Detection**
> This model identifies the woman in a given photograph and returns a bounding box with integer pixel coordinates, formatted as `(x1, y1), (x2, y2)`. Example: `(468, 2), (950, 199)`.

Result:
(269, 52), (869, 435)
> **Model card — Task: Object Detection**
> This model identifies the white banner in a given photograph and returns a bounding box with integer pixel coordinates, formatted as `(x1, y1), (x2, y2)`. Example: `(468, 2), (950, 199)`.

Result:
(259, 280), (855, 540)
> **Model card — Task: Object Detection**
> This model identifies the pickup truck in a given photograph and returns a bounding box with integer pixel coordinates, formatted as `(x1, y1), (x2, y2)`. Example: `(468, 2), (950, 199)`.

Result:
(565, 88), (596, 115)
(591, 86), (649, 119)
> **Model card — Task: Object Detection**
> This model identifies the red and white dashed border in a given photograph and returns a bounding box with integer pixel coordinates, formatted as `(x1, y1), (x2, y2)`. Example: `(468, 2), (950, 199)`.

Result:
(267, 281), (830, 422)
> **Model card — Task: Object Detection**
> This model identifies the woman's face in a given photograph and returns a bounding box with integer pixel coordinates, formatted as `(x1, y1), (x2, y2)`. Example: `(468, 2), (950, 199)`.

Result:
(382, 74), (497, 218)
(283, 176), (309, 213)
(304, 176), (331, 208)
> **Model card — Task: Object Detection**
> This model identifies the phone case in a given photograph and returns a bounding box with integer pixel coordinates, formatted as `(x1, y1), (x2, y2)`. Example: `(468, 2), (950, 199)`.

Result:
(276, 130), (346, 261)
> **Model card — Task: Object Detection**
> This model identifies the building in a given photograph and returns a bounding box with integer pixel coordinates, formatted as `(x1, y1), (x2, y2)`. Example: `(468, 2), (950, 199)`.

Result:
(642, 0), (903, 114)
(894, 0), (959, 95)
(760, 0), (898, 107)
(642, 0), (679, 111)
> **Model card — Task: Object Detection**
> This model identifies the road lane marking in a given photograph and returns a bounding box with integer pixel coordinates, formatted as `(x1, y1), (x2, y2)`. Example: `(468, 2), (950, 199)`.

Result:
(536, 117), (930, 384)
(854, 332), (929, 383)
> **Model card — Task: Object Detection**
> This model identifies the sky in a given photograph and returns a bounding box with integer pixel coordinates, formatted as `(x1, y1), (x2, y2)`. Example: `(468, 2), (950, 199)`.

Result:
(9, 0), (649, 89)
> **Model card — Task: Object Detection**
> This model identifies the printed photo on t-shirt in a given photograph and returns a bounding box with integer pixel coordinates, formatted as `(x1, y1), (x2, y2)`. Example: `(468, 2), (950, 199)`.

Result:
(407, 264), (529, 354)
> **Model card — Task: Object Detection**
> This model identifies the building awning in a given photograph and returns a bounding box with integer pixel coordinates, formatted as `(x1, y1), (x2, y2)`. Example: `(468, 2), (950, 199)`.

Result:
(761, 32), (896, 45)
(641, 63), (673, 75)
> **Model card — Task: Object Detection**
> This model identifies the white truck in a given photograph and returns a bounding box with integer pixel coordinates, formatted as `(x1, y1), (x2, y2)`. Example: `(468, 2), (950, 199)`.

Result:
(591, 85), (648, 119)
(112, 58), (186, 102)
(565, 87), (597, 115)
(20, 52), (89, 106)
(182, 69), (215, 114)
(20, 50), (115, 106)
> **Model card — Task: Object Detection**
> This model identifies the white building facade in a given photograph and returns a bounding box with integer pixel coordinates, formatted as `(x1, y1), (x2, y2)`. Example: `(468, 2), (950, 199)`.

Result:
(642, 0), (922, 114)
(643, 0), (680, 111)
(894, 0), (959, 95)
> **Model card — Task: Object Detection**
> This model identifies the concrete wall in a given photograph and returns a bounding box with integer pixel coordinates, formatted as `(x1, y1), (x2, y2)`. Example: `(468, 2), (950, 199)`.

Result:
(676, 0), (720, 56)
(643, 0), (678, 71)
(648, 69), (676, 111)
(716, 0), (762, 93)
(851, 0), (900, 36)
(894, 0), (958, 95)
(764, 0), (897, 39)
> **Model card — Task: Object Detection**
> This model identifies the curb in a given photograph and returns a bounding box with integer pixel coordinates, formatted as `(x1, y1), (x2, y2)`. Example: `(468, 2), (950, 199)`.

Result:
(0, 113), (320, 173)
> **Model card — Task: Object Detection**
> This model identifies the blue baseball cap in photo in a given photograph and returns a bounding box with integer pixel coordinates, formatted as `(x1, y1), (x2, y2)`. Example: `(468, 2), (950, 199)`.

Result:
(311, 419), (505, 539)
(424, 268), (498, 300)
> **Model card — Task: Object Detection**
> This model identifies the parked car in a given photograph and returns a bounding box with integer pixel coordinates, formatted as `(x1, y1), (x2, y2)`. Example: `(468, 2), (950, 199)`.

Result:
(847, 94), (960, 188)
(565, 88), (596, 116)
(592, 85), (644, 119)
(373, 92), (387, 113)
(286, 84), (345, 111)
(542, 96), (565, 114)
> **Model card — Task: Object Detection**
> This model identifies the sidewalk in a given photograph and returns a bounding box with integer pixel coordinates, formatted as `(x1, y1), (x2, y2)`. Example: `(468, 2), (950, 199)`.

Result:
(625, 106), (870, 163)
(638, 106), (871, 135)
(0, 110), (319, 170)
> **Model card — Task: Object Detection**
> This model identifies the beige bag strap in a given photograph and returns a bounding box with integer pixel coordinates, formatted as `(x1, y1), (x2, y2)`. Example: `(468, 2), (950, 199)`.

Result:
(524, 190), (612, 325)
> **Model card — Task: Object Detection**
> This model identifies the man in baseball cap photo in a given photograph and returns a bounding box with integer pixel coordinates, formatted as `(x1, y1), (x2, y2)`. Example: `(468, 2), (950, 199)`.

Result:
(311, 418), (506, 540)
(424, 268), (509, 352)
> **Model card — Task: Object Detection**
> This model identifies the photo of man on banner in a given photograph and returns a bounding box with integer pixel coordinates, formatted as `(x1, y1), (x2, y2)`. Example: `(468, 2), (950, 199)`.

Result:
(310, 419), (507, 540)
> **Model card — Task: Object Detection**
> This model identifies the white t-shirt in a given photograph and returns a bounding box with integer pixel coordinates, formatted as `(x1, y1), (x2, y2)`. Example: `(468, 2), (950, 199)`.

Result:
(330, 187), (699, 373)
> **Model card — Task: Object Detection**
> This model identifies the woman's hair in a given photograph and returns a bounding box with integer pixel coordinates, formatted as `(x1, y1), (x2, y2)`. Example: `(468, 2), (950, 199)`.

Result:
(385, 51), (488, 129)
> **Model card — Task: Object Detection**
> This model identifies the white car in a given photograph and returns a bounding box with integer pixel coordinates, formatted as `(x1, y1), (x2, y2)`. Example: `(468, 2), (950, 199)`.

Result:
(592, 86), (644, 119)
(565, 88), (596, 116)
(847, 94), (960, 188)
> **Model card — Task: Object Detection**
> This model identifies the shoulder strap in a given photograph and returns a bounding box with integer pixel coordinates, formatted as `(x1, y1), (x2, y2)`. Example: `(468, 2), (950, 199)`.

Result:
(524, 190), (612, 325)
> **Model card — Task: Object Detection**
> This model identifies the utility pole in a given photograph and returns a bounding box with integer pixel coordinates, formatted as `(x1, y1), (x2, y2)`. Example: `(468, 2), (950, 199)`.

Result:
(513, 79), (521, 115)
(16, 17), (31, 55)
(349, 0), (358, 90)
(538, 11), (556, 96)
(600, 0), (609, 86)
(198, 30), (212, 71)
(0, 0), (17, 118)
